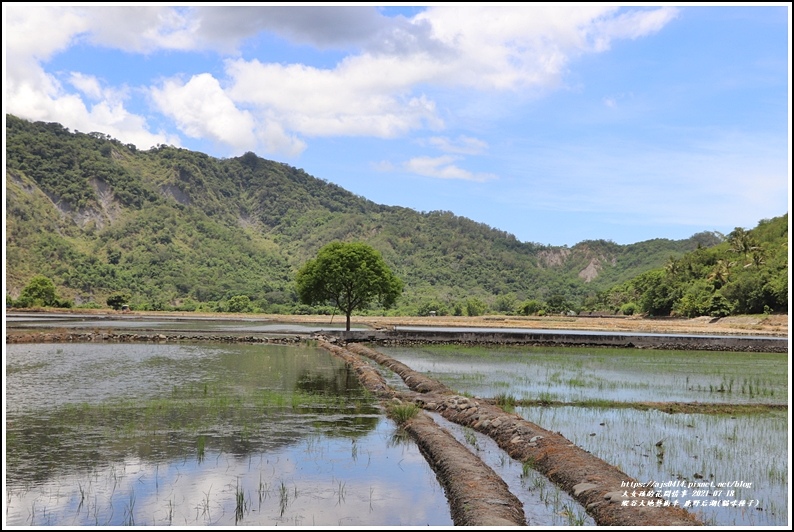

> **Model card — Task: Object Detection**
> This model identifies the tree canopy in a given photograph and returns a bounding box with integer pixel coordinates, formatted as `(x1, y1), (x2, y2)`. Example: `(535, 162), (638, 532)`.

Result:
(295, 242), (403, 330)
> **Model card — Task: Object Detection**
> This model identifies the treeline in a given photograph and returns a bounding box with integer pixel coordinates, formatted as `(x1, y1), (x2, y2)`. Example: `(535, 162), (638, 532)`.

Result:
(590, 217), (788, 317)
(5, 114), (786, 317)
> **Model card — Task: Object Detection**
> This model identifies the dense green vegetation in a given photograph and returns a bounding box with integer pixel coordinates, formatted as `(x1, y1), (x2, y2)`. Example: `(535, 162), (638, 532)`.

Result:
(594, 218), (788, 317)
(5, 114), (787, 317)
(296, 242), (404, 330)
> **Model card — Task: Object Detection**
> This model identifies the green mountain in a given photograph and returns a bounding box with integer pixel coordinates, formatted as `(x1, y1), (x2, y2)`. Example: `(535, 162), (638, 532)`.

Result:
(6, 114), (754, 315)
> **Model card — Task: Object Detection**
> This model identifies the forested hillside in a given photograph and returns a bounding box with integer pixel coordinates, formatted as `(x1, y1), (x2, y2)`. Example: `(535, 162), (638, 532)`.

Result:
(598, 215), (788, 317)
(7, 114), (783, 317)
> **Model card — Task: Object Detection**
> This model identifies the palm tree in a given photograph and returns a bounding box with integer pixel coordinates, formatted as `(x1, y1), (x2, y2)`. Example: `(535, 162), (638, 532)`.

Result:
(707, 259), (734, 289)
(729, 228), (759, 259)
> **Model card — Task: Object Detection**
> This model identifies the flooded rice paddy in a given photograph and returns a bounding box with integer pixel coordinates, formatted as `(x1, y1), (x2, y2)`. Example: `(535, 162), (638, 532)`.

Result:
(380, 345), (789, 527)
(4, 337), (789, 527)
(379, 345), (788, 405)
(5, 343), (452, 526)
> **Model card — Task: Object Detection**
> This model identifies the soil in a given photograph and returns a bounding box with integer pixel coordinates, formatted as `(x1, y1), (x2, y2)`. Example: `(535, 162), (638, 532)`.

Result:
(347, 313), (789, 338)
(320, 338), (707, 526)
(8, 308), (789, 337)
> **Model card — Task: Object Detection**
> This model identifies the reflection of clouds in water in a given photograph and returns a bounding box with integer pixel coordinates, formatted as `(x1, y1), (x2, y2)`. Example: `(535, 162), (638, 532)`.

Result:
(5, 338), (450, 526)
(5, 423), (452, 526)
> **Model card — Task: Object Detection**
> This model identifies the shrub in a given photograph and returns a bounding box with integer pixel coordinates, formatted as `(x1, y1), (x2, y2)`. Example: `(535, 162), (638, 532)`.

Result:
(519, 299), (544, 316)
(464, 297), (488, 317)
(227, 295), (252, 313)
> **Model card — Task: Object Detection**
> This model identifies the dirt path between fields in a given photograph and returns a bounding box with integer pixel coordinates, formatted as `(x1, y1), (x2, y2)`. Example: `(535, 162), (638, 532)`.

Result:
(319, 338), (704, 526)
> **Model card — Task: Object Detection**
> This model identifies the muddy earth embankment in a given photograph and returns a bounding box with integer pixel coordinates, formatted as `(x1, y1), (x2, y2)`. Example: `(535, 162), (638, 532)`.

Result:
(319, 338), (704, 526)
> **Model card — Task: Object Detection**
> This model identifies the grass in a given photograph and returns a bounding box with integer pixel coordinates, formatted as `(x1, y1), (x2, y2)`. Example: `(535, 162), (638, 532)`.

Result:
(388, 402), (420, 424)
(494, 392), (517, 409)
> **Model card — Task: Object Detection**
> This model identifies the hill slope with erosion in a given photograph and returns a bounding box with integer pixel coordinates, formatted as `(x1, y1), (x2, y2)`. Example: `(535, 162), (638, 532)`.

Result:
(6, 114), (722, 312)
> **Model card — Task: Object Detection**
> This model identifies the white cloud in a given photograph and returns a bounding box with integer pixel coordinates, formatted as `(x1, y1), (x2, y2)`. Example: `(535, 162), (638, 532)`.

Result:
(5, 63), (177, 151)
(3, 4), (89, 61)
(3, 5), (681, 156)
(411, 5), (678, 90)
(68, 73), (105, 101)
(220, 5), (679, 145)
(256, 121), (307, 158)
(372, 160), (396, 172)
(3, 4), (181, 150)
(591, 7), (680, 51)
(151, 74), (258, 153)
(225, 58), (443, 139)
(88, 6), (199, 52)
(403, 155), (496, 182)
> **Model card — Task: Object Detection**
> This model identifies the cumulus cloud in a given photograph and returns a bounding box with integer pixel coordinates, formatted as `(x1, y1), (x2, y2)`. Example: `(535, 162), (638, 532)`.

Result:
(403, 155), (496, 182)
(409, 5), (678, 90)
(3, 4), (181, 149)
(68, 73), (104, 101)
(4, 4), (680, 156)
(151, 74), (258, 153)
(81, 6), (199, 52)
(194, 6), (390, 50)
(224, 58), (443, 139)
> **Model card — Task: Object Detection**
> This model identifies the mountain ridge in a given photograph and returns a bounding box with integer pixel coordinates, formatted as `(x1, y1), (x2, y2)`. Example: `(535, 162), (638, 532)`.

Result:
(5, 114), (741, 314)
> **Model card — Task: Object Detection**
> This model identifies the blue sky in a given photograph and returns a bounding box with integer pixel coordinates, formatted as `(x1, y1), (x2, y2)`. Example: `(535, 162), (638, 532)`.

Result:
(3, 4), (790, 246)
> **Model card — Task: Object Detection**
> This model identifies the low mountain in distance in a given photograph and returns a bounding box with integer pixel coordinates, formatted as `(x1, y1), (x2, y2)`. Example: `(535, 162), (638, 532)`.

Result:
(5, 114), (740, 314)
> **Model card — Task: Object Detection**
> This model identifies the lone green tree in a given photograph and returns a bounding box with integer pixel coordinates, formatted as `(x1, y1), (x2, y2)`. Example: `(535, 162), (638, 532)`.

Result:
(295, 242), (403, 331)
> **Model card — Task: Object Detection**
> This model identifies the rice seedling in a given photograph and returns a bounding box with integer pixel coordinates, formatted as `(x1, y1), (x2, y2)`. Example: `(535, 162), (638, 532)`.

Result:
(560, 503), (587, 526)
(197, 435), (206, 463)
(258, 475), (269, 506)
(463, 427), (479, 450)
(234, 479), (247, 524)
(335, 480), (346, 505)
(278, 481), (289, 517)
(200, 486), (212, 519)
(521, 457), (536, 478)
(494, 392), (517, 408)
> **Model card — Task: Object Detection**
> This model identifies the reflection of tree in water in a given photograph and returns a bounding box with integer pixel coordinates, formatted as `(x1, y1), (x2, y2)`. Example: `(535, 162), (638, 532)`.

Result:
(294, 366), (381, 438)
(294, 365), (361, 396)
(6, 343), (381, 487)
(6, 383), (380, 486)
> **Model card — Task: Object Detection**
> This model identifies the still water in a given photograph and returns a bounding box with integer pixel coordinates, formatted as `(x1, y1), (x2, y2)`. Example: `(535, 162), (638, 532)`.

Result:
(5, 342), (453, 526)
(379, 344), (789, 527)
